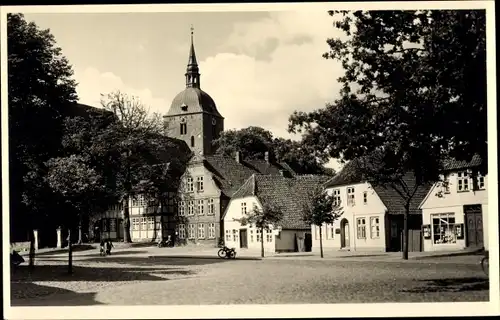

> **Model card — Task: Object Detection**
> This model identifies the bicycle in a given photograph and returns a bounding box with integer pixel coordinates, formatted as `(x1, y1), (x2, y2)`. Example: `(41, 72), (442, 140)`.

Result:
(480, 251), (489, 277)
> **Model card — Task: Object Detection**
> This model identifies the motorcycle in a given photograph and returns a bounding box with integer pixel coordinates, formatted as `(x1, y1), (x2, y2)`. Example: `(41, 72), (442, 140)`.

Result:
(218, 246), (237, 259)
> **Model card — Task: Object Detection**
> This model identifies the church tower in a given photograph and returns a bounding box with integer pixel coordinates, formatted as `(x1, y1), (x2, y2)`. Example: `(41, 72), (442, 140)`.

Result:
(164, 27), (224, 156)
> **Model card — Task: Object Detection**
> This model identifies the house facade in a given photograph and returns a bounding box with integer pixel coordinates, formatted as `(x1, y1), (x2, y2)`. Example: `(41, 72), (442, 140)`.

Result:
(419, 155), (488, 252)
(223, 174), (330, 253)
(312, 159), (430, 253)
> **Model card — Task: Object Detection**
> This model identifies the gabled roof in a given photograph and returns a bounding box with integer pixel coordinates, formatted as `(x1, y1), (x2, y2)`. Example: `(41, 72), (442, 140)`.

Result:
(203, 154), (297, 197)
(230, 174), (331, 229)
(442, 154), (483, 171)
(324, 159), (431, 215)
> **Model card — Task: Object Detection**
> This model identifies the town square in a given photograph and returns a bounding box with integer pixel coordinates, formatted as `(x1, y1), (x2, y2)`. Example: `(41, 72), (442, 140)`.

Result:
(1, 2), (498, 318)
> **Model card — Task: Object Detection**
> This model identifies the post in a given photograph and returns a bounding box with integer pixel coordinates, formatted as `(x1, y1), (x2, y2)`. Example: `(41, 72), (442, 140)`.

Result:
(56, 227), (62, 248)
(68, 229), (73, 274)
(33, 229), (39, 251)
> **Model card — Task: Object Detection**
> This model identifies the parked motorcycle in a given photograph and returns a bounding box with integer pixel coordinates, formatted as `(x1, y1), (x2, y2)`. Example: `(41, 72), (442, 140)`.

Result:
(218, 246), (236, 259)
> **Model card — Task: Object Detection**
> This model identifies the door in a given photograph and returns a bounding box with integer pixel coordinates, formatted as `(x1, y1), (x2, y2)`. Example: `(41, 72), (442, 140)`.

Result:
(340, 219), (350, 248)
(465, 205), (484, 248)
(239, 229), (248, 248)
(304, 233), (312, 252)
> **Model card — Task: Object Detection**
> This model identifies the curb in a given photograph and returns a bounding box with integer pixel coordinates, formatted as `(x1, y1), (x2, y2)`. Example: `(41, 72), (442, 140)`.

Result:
(147, 255), (262, 261)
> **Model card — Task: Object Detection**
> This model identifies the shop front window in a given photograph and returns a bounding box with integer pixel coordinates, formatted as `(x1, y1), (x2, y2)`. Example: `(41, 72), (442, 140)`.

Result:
(432, 213), (457, 244)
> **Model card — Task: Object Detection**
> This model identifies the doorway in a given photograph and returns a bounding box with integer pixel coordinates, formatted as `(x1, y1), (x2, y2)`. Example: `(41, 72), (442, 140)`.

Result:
(340, 219), (350, 249)
(464, 205), (484, 248)
(239, 229), (248, 248)
(304, 233), (312, 252)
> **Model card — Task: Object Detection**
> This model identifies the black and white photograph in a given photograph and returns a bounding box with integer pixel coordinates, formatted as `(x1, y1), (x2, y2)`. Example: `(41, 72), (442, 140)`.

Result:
(1, 1), (498, 319)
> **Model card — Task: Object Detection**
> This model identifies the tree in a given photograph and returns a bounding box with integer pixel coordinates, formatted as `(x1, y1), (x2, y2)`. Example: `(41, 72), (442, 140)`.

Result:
(46, 155), (105, 273)
(303, 187), (343, 258)
(100, 91), (192, 242)
(236, 203), (283, 258)
(288, 10), (486, 259)
(214, 126), (331, 175)
(8, 13), (78, 267)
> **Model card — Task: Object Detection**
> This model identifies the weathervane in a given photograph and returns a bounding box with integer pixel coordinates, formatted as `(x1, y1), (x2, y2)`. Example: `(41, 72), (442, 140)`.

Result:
(190, 24), (194, 36)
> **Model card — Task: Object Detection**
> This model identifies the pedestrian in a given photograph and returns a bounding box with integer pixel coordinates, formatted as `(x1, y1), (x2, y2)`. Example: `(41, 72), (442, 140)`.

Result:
(100, 240), (105, 256)
(105, 239), (114, 255)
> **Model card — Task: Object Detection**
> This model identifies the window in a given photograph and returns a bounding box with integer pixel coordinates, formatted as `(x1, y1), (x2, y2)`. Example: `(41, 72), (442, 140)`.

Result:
(132, 218), (139, 231)
(208, 199), (215, 215)
(208, 223), (216, 239)
(198, 223), (205, 239)
(333, 189), (341, 207)
(110, 219), (116, 232)
(457, 171), (469, 192)
(141, 217), (147, 231)
(432, 213), (456, 244)
(186, 177), (194, 192)
(190, 136), (195, 147)
(196, 176), (204, 192)
(180, 123), (187, 135)
(102, 219), (108, 232)
(347, 187), (355, 206)
(256, 229), (261, 242)
(370, 217), (380, 239)
(241, 202), (247, 215)
(233, 229), (239, 242)
(178, 224), (186, 239)
(188, 201), (194, 216)
(266, 233), (273, 243)
(363, 192), (368, 205)
(356, 218), (366, 239)
(225, 229), (231, 241)
(250, 229), (254, 242)
(326, 223), (335, 239)
(178, 201), (186, 216)
(148, 217), (155, 230)
(197, 200), (205, 215)
(477, 174), (485, 190)
(188, 224), (196, 239)
(132, 195), (146, 207)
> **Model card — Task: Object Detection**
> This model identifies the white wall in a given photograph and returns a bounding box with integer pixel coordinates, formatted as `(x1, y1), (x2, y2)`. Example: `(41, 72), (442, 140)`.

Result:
(421, 173), (489, 251)
(311, 182), (387, 252)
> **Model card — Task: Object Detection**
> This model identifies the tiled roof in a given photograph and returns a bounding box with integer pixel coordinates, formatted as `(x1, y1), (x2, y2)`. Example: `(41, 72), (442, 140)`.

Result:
(442, 154), (483, 171)
(324, 158), (431, 215)
(232, 174), (331, 229)
(203, 155), (297, 197)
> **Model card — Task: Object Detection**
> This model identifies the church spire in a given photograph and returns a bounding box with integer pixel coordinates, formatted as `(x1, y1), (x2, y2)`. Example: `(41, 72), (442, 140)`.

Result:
(185, 25), (200, 88)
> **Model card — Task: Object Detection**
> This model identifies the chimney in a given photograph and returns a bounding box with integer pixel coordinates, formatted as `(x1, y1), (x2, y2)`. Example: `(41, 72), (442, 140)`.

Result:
(235, 151), (241, 163)
(265, 151), (270, 163)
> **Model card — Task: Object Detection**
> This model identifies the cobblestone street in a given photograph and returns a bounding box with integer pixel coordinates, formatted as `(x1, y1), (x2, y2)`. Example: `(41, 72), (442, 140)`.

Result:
(10, 247), (489, 306)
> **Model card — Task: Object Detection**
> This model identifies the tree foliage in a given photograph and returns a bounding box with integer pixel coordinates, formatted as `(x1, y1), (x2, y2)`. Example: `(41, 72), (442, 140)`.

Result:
(303, 187), (343, 258)
(213, 126), (332, 175)
(288, 10), (486, 259)
(236, 203), (284, 257)
(8, 14), (78, 264)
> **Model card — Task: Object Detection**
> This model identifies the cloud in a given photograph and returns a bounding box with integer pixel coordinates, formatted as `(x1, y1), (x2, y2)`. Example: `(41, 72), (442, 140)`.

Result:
(75, 66), (168, 114)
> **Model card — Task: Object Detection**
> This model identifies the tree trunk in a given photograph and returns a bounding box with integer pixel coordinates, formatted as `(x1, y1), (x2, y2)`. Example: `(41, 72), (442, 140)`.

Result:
(402, 205), (409, 260)
(260, 227), (265, 258)
(123, 197), (132, 243)
(68, 229), (73, 274)
(29, 228), (35, 270)
(77, 214), (83, 245)
(319, 226), (324, 258)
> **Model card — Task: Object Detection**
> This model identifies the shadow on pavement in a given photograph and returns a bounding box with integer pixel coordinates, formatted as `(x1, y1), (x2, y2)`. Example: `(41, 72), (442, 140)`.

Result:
(11, 264), (196, 282)
(401, 277), (489, 293)
(81, 255), (230, 266)
(11, 283), (103, 306)
(32, 245), (96, 256)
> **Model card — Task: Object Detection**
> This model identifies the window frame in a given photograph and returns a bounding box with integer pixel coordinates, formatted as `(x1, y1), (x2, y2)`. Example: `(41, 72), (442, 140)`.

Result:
(356, 217), (366, 239)
(208, 223), (216, 239)
(370, 216), (380, 239)
(347, 187), (355, 206)
(198, 223), (205, 239)
(196, 176), (204, 192)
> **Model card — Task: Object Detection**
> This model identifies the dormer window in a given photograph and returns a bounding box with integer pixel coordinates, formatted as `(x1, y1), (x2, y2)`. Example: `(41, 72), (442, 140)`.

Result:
(181, 103), (188, 111)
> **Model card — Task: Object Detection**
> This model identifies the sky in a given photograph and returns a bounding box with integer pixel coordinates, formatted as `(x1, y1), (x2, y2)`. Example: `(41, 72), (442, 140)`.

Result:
(23, 10), (346, 171)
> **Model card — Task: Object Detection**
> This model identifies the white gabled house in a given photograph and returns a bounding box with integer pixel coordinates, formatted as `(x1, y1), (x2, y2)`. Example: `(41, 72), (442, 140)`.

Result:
(314, 159), (431, 253)
(418, 155), (488, 252)
(222, 174), (330, 253)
